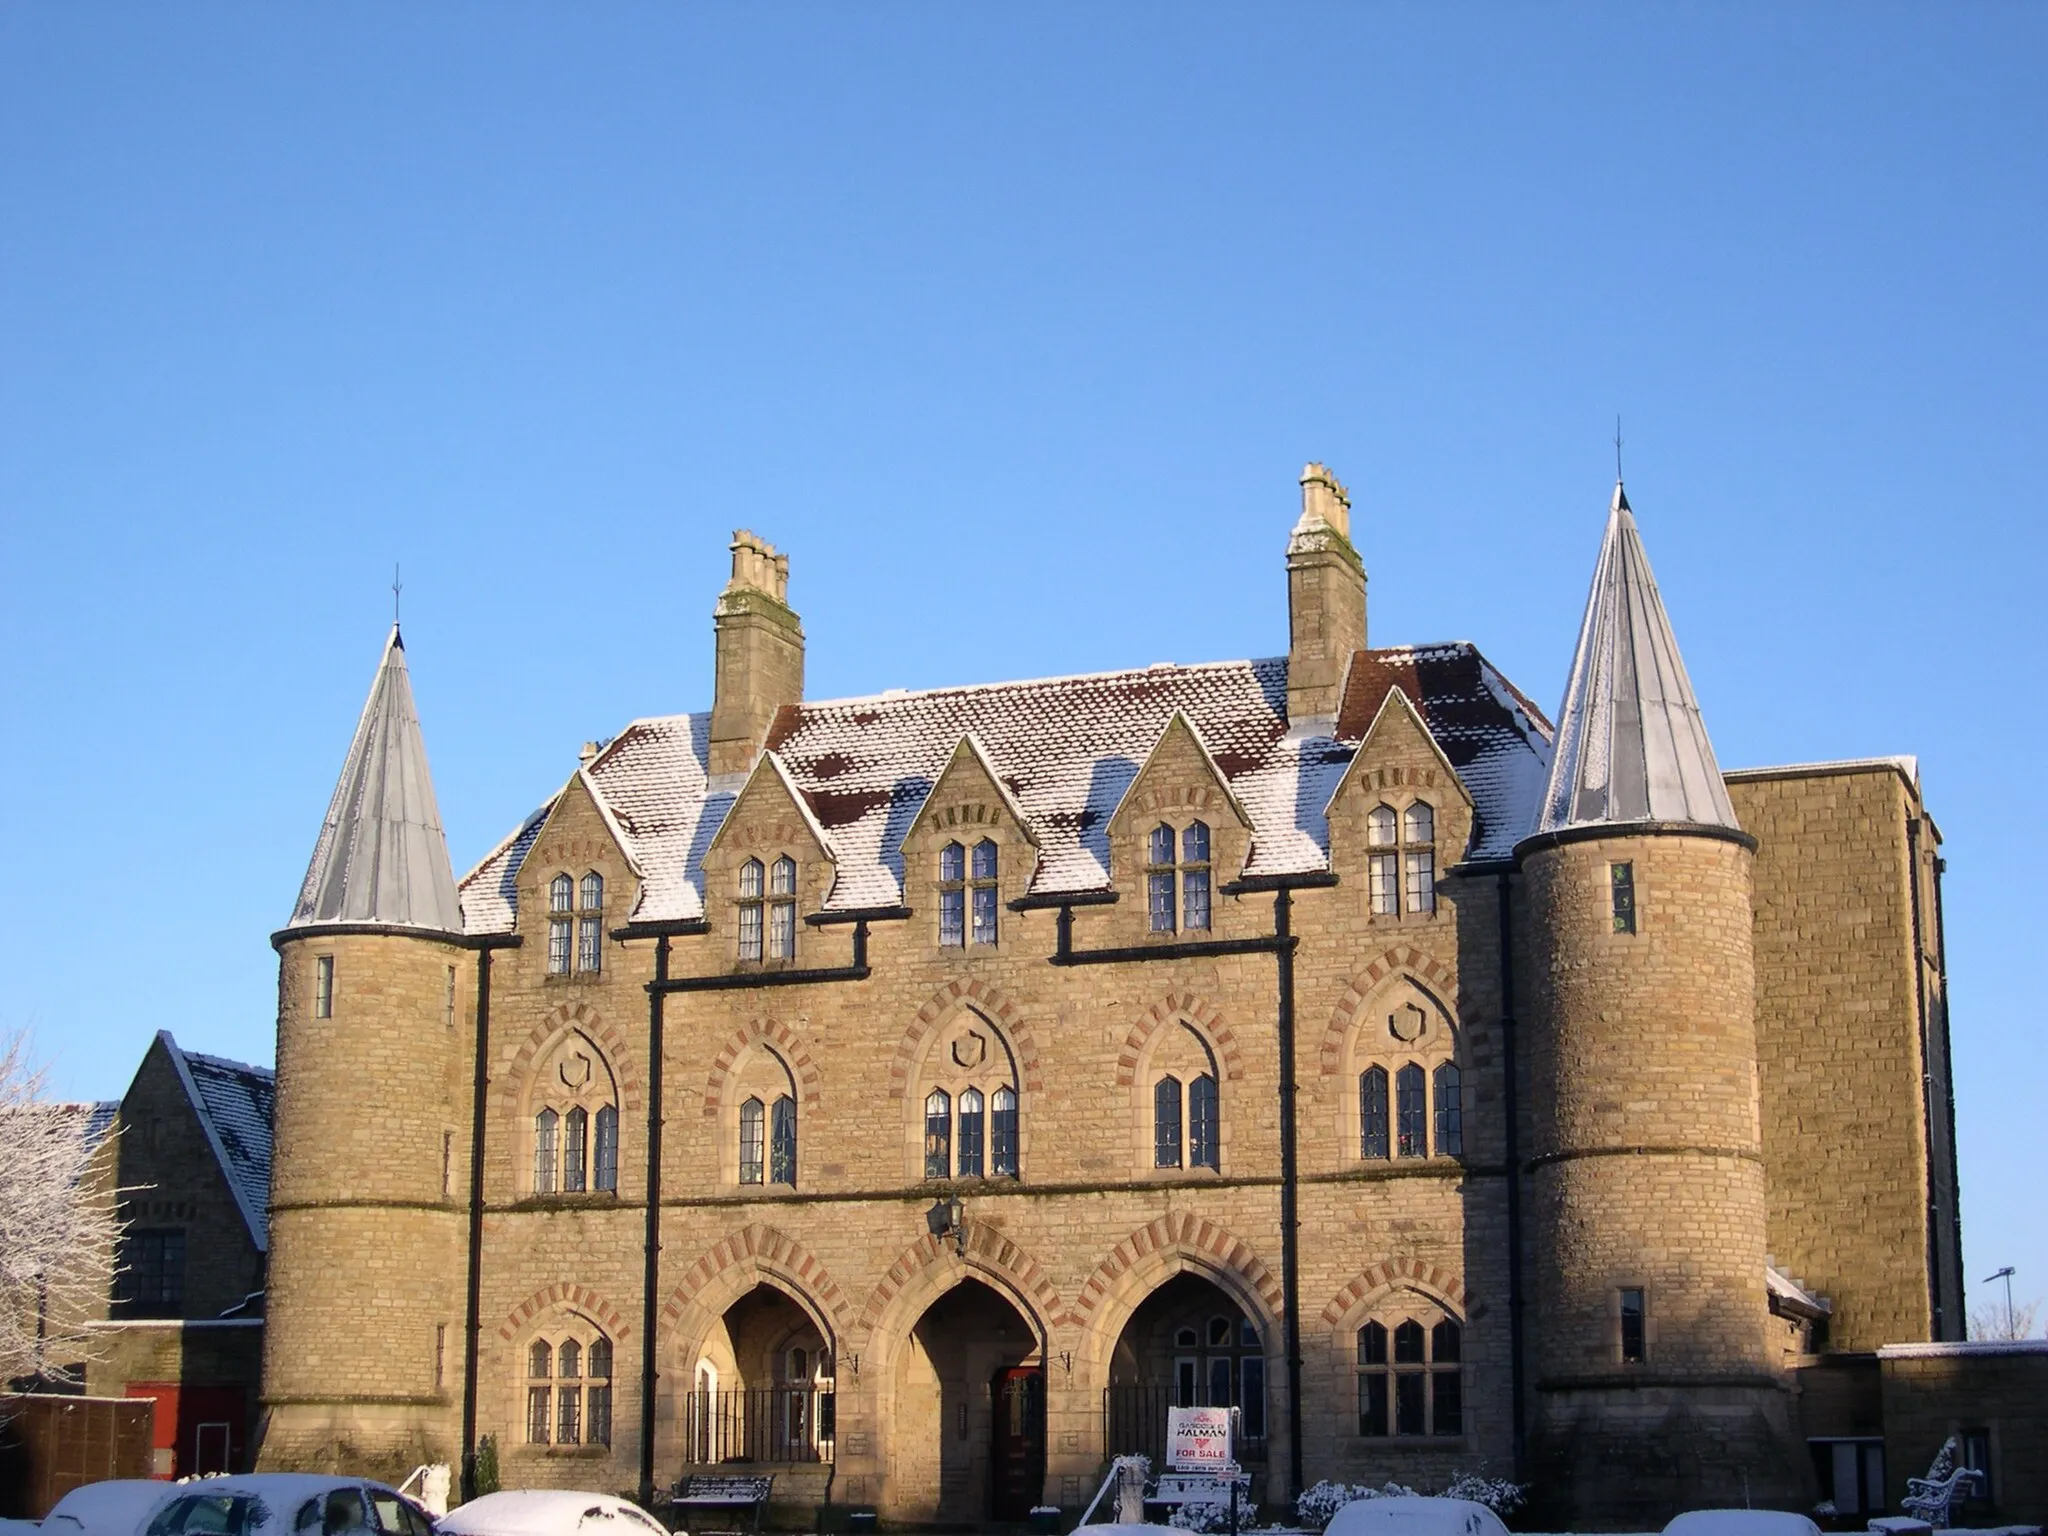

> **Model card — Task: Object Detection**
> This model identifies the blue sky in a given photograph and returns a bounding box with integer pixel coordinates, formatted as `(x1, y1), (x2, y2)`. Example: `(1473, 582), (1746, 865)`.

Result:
(3, 5), (2041, 1324)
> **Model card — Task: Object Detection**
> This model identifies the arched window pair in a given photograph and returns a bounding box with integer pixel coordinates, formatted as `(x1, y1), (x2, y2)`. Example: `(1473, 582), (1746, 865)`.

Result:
(739, 1095), (797, 1187)
(937, 840), (998, 948)
(1356, 1314), (1461, 1437)
(738, 857), (798, 962)
(526, 1330), (613, 1446)
(547, 871), (606, 975)
(1366, 803), (1435, 916)
(535, 1105), (620, 1194)
(1360, 1062), (1461, 1159)
(1147, 822), (1212, 934)
(924, 1085), (1019, 1179)
(1154, 1074), (1219, 1170)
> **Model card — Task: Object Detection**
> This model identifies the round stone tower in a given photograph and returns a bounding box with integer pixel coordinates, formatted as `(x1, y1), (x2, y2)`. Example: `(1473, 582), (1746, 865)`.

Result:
(261, 626), (471, 1478)
(1516, 486), (1805, 1524)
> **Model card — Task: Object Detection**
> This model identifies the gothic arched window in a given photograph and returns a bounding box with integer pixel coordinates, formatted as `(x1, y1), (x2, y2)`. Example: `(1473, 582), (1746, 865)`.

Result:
(526, 1326), (613, 1446)
(924, 1089), (952, 1179)
(738, 859), (766, 961)
(1433, 1062), (1462, 1157)
(1153, 1075), (1183, 1167)
(768, 857), (798, 960)
(1146, 821), (1213, 934)
(1396, 1063), (1427, 1158)
(1356, 1308), (1461, 1438)
(768, 1095), (797, 1186)
(1188, 1073), (1219, 1170)
(529, 1031), (622, 1197)
(534, 1110), (559, 1195)
(1361, 1065), (1390, 1160)
(739, 1097), (765, 1185)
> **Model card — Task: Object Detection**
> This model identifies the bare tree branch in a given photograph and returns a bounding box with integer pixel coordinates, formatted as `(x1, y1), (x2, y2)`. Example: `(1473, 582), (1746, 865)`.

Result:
(0, 1030), (123, 1392)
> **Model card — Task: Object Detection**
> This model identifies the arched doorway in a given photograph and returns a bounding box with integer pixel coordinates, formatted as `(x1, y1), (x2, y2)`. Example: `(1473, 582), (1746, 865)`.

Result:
(686, 1283), (835, 1465)
(891, 1278), (1044, 1523)
(1105, 1273), (1268, 1469)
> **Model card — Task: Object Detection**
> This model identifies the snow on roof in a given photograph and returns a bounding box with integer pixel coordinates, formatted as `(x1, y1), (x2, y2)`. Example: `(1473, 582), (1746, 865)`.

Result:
(1766, 1263), (1831, 1316)
(1876, 1339), (2048, 1359)
(458, 645), (1554, 930)
(290, 626), (464, 935)
(159, 1032), (275, 1253)
(1724, 755), (1920, 785)
(1536, 483), (1739, 837)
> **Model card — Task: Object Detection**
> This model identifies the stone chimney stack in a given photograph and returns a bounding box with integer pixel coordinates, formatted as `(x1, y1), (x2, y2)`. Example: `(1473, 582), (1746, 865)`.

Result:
(709, 529), (805, 778)
(1285, 462), (1367, 725)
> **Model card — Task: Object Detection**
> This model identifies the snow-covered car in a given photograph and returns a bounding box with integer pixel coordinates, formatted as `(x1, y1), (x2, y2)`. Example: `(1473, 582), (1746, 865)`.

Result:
(434, 1493), (666, 1536)
(39, 1481), (181, 1536)
(1325, 1496), (1510, 1536)
(1662, 1513), (1822, 1536)
(141, 1476), (435, 1536)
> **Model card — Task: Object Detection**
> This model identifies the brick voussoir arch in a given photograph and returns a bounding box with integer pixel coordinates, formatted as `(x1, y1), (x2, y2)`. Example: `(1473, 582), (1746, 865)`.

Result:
(888, 980), (1042, 1100)
(659, 1222), (854, 1336)
(496, 1001), (643, 1116)
(499, 1281), (632, 1343)
(856, 1221), (1064, 1335)
(1115, 992), (1243, 1086)
(702, 1017), (823, 1118)
(1071, 1213), (1282, 1331)
(1319, 1258), (1468, 1325)
(1318, 947), (1459, 1076)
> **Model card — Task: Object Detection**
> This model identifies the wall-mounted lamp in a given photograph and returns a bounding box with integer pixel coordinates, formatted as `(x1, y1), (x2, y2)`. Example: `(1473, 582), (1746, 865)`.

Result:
(845, 1351), (860, 1380)
(1058, 1350), (1074, 1377)
(925, 1194), (967, 1256)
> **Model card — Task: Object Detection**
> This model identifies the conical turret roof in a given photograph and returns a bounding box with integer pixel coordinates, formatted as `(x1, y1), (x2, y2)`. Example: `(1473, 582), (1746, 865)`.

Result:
(1535, 482), (1739, 836)
(290, 625), (464, 933)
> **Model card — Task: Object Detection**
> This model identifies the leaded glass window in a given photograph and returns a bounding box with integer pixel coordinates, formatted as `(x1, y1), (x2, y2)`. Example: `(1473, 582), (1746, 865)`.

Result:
(548, 919), (571, 974)
(1356, 1313), (1461, 1438)
(577, 917), (602, 973)
(1433, 1062), (1462, 1157)
(1611, 862), (1636, 934)
(1361, 1066), (1390, 1159)
(938, 842), (966, 947)
(534, 1110), (559, 1194)
(991, 1085), (1018, 1177)
(1154, 1075), (1183, 1168)
(549, 874), (574, 912)
(1396, 1063), (1426, 1158)
(563, 1106), (588, 1192)
(739, 1097), (765, 1185)
(1147, 823), (1177, 932)
(924, 1089), (952, 1178)
(768, 856), (798, 960)
(970, 839), (999, 946)
(1404, 849), (1436, 914)
(737, 859), (765, 961)
(956, 1087), (985, 1177)
(1189, 1073), (1219, 1170)
(768, 1095), (797, 1186)
(594, 1105), (619, 1192)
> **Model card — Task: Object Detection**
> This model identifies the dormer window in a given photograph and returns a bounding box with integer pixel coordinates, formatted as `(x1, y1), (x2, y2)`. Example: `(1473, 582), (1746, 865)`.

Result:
(738, 856), (799, 962)
(937, 839), (1000, 949)
(1367, 802), (1436, 916)
(547, 871), (604, 975)
(1146, 821), (1212, 934)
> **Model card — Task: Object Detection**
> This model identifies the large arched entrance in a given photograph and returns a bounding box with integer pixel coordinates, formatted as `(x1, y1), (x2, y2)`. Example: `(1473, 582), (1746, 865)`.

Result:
(685, 1282), (836, 1466)
(1105, 1273), (1269, 1470)
(891, 1278), (1045, 1523)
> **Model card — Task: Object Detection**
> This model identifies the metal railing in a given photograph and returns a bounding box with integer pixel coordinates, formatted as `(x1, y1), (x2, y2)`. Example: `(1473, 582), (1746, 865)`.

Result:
(1102, 1387), (1267, 1466)
(681, 1388), (834, 1465)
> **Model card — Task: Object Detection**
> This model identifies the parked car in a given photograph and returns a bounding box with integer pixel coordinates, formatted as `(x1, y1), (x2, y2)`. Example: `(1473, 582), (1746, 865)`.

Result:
(435, 1493), (665, 1536)
(40, 1481), (180, 1536)
(1325, 1496), (1511, 1536)
(1663, 1514), (1823, 1536)
(141, 1476), (434, 1536)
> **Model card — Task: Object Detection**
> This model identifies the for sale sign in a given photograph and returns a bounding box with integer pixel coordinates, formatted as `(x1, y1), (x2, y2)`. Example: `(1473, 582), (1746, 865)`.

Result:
(1166, 1405), (1233, 1470)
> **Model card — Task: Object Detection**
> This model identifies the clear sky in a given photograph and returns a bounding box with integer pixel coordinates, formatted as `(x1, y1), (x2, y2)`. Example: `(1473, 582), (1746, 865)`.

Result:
(3, 5), (2042, 1326)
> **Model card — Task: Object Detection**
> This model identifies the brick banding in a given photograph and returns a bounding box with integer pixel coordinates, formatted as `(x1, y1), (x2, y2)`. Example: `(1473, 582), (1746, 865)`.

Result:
(888, 983), (1042, 1100)
(1318, 949), (1458, 1076)
(1072, 1213), (1281, 1331)
(855, 1221), (1063, 1335)
(498, 1281), (631, 1342)
(495, 1002), (643, 1117)
(1319, 1257), (1468, 1324)
(702, 1017), (824, 1117)
(659, 1221), (854, 1334)
(1115, 993), (1242, 1086)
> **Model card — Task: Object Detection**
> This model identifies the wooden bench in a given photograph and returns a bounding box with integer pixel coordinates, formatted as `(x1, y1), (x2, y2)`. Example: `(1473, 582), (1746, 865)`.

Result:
(667, 1475), (775, 1534)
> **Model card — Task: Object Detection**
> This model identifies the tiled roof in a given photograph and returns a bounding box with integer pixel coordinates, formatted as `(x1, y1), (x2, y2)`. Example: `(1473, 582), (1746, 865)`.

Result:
(160, 1033), (275, 1252)
(458, 644), (1554, 931)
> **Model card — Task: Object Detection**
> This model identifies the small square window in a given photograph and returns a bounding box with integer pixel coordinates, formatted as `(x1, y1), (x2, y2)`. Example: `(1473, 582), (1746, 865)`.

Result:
(314, 956), (335, 1018)
(1619, 1287), (1646, 1362)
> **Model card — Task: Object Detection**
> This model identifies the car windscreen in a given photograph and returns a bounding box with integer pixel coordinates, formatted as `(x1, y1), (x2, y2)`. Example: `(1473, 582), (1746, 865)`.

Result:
(146, 1495), (273, 1536)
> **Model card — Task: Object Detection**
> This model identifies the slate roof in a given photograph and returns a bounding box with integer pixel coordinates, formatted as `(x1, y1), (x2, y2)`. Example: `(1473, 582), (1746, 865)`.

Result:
(1536, 482), (1739, 837)
(291, 626), (465, 934)
(458, 644), (1554, 932)
(158, 1032), (275, 1252)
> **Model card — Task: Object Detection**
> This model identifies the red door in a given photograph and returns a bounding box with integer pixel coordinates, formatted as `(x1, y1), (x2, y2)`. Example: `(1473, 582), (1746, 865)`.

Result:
(124, 1384), (248, 1478)
(124, 1384), (179, 1479)
(990, 1368), (1045, 1522)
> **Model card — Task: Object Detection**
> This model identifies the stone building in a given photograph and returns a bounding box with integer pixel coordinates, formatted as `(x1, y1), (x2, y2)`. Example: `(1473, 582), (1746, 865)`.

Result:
(258, 466), (1986, 1525)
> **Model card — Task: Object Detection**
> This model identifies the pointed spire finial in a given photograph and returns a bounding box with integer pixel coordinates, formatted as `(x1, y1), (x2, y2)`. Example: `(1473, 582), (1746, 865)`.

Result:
(289, 628), (463, 933)
(1529, 477), (1739, 838)
(392, 563), (403, 635)
(1615, 415), (1624, 483)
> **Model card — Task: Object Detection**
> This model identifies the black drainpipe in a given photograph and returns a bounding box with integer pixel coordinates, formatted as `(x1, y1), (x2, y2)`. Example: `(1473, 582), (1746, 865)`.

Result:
(1049, 873), (1334, 1504)
(1931, 851), (1963, 1334)
(1493, 870), (1527, 1481)
(461, 933), (521, 1503)
(617, 913), (890, 1507)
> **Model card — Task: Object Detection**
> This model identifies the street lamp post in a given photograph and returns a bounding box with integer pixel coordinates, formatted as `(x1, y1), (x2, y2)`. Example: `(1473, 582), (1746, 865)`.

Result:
(1982, 1266), (2017, 1339)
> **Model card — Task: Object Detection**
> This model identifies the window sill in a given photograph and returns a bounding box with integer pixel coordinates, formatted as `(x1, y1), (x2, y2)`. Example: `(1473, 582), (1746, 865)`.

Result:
(543, 971), (606, 984)
(920, 1174), (1023, 1190)
(514, 1191), (622, 1210)
(522, 1444), (613, 1458)
(1140, 1164), (1225, 1183)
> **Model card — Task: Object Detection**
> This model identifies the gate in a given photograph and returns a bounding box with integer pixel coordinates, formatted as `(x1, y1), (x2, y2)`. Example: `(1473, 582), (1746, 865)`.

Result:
(681, 1388), (834, 1464)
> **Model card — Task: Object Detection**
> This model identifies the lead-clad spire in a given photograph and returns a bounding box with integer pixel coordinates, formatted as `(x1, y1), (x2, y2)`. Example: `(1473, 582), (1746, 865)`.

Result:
(290, 625), (464, 933)
(1536, 482), (1739, 835)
